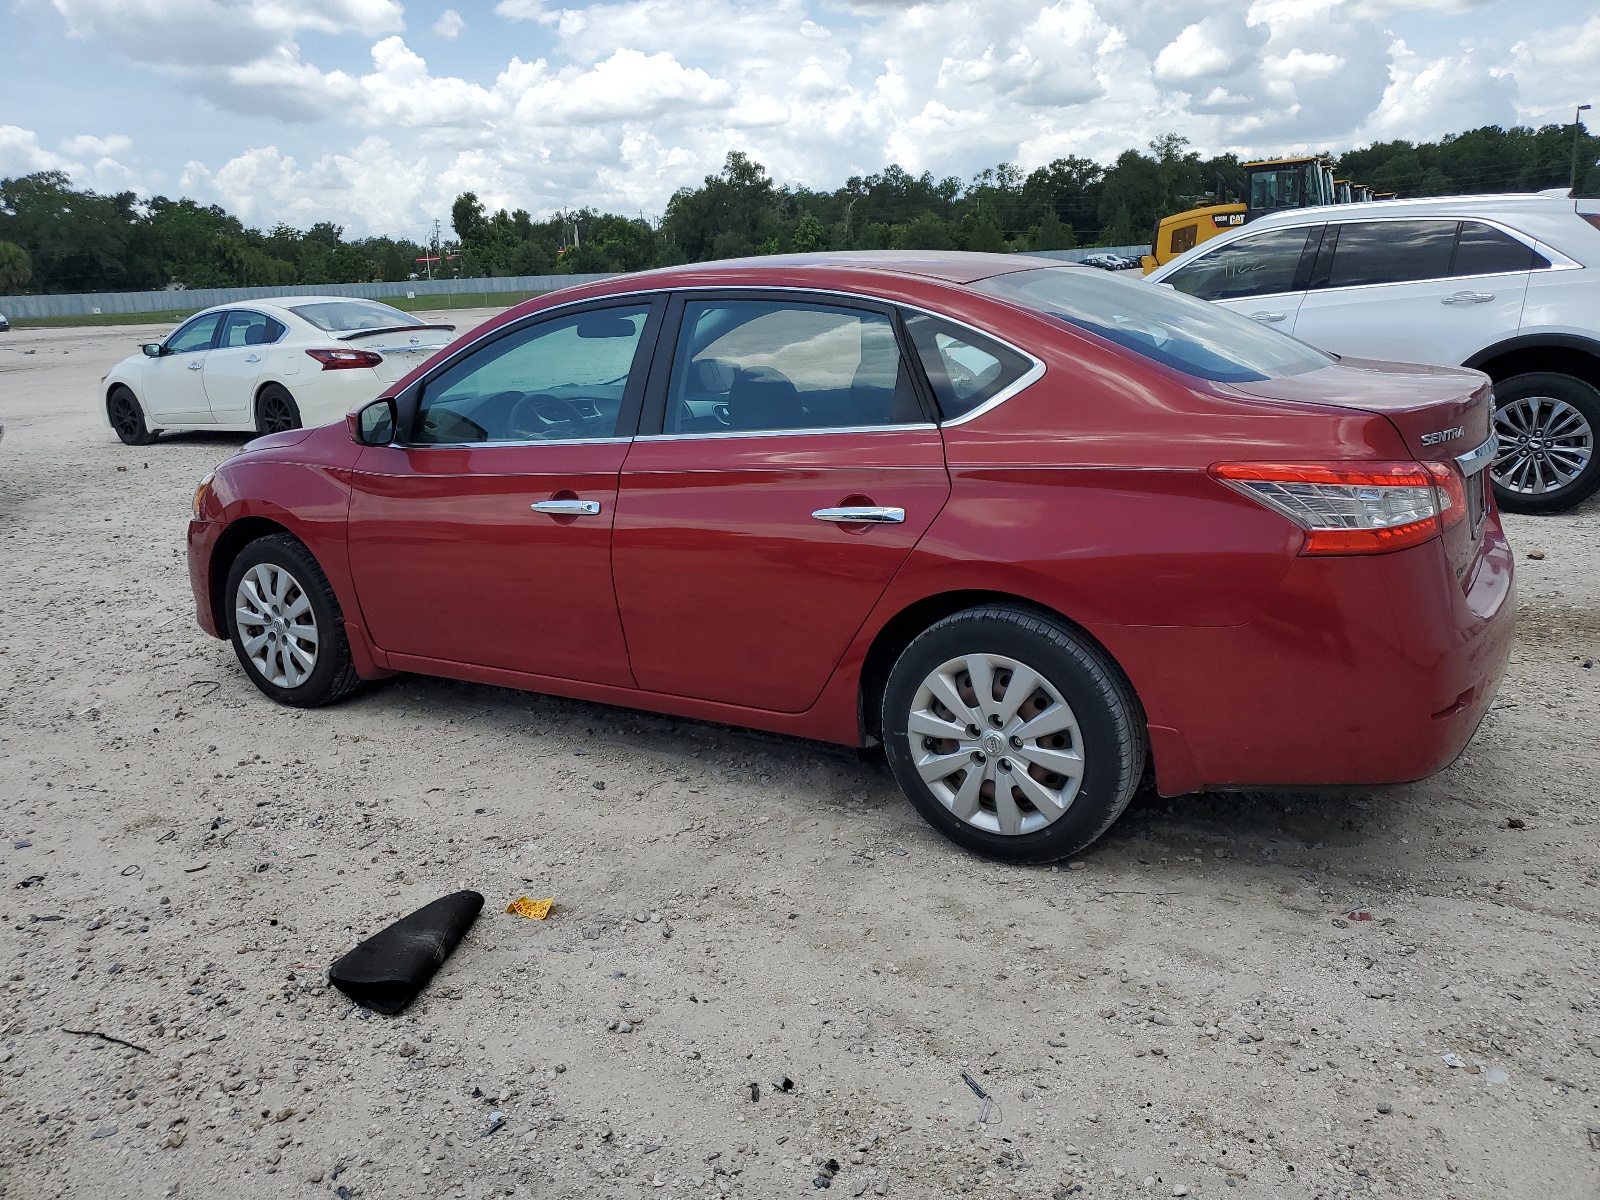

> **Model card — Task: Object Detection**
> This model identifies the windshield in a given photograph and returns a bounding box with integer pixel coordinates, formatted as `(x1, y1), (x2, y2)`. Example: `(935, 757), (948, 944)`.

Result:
(970, 266), (1333, 383)
(289, 300), (418, 333)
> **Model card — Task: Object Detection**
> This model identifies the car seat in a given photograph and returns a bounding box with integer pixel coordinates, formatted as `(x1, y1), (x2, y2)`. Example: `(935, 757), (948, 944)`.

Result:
(725, 366), (804, 431)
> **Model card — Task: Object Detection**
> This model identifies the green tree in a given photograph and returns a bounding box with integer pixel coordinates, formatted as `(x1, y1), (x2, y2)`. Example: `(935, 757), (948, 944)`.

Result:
(0, 241), (31, 291)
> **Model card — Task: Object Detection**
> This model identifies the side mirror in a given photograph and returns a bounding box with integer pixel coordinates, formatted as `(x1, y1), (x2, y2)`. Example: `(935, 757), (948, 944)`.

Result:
(353, 398), (396, 446)
(142, 343), (164, 357)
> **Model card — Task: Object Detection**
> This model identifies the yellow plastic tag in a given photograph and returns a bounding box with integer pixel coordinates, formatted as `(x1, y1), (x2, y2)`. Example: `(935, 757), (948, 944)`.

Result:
(505, 896), (553, 920)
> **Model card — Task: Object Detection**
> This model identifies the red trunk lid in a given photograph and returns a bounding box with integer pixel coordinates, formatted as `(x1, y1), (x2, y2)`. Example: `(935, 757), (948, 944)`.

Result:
(1227, 357), (1494, 584)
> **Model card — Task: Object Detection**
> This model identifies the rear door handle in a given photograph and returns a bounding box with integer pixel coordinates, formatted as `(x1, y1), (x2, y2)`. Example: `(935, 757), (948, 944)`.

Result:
(186, 361), (203, 370)
(1442, 291), (1495, 305)
(812, 506), (905, 524)
(1250, 311), (1287, 324)
(532, 499), (601, 516)
(245, 354), (261, 363)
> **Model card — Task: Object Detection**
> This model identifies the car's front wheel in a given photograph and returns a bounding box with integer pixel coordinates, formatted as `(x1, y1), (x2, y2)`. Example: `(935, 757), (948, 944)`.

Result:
(1490, 372), (1600, 514)
(256, 384), (303, 436)
(881, 605), (1146, 864)
(107, 386), (156, 446)
(225, 533), (362, 707)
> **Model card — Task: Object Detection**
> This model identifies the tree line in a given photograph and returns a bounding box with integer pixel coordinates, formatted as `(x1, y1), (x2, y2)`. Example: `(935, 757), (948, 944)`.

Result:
(1, 122), (1595, 295)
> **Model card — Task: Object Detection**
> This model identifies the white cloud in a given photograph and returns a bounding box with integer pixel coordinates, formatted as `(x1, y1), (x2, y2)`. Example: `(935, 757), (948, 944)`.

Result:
(19, 0), (1595, 236)
(2, 124), (143, 192)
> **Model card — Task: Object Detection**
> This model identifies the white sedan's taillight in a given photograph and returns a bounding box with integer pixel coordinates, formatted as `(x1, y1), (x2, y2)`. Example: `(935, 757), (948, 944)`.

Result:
(307, 348), (383, 370)
(1213, 461), (1465, 555)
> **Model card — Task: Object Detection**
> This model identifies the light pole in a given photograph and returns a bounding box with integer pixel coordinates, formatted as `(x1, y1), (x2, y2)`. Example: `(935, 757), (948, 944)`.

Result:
(1573, 104), (1592, 194)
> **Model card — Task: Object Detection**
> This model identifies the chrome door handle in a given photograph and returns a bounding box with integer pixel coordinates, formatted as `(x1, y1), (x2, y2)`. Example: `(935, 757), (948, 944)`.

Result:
(1442, 291), (1494, 305)
(812, 506), (905, 524)
(532, 499), (601, 516)
(186, 361), (203, 370)
(1250, 311), (1287, 323)
(245, 354), (261, 363)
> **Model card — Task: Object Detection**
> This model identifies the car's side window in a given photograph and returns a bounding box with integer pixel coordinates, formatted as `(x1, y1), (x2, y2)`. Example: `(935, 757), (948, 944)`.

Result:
(1323, 220), (1457, 288)
(166, 312), (224, 354)
(412, 305), (653, 445)
(901, 313), (1034, 420)
(662, 300), (923, 434)
(219, 311), (281, 349)
(1453, 222), (1543, 276)
(1163, 226), (1320, 302)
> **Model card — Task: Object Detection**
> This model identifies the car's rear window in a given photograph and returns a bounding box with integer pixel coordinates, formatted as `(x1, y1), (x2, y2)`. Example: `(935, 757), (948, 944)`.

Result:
(289, 300), (415, 332)
(971, 266), (1333, 383)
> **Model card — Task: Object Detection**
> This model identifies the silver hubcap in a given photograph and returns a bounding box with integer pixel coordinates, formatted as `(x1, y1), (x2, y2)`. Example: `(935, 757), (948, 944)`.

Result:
(1492, 395), (1593, 495)
(235, 563), (319, 688)
(908, 652), (1084, 836)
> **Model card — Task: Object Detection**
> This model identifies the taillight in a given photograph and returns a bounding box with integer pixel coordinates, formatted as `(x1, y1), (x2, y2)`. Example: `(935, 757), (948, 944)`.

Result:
(1213, 461), (1459, 555)
(307, 348), (383, 370)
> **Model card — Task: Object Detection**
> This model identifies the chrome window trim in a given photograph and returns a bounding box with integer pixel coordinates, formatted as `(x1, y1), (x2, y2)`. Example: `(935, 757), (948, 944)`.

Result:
(409, 283), (1047, 437)
(397, 435), (632, 451)
(634, 423), (939, 443)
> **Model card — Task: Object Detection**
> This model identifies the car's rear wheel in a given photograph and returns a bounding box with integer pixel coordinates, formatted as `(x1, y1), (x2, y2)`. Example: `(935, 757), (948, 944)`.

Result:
(881, 605), (1145, 864)
(1490, 372), (1600, 514)
(108, 386), (156, 446)
(256, 384), (303, 435)
(225, 534), (362, 707)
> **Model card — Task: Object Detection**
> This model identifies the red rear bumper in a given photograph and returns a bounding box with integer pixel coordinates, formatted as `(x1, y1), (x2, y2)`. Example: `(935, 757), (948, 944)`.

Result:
(1101, 516), (1515, 794)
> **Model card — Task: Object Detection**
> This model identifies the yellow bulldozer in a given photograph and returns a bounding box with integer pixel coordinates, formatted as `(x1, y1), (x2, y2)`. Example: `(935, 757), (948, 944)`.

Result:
(1140, 156), (1377, 272)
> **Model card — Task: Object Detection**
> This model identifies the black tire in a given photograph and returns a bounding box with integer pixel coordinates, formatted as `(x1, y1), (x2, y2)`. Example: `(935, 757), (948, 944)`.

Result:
(1489, 372), (1600, 515)
(225, 533), (362, 708)
(107, 386), (157, 445)
(256, 384), (303, 435)
(881, 605), (1145, 864)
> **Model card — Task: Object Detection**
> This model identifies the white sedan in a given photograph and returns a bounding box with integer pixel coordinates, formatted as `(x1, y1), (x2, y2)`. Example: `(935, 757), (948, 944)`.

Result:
(101, 297), (457, 444)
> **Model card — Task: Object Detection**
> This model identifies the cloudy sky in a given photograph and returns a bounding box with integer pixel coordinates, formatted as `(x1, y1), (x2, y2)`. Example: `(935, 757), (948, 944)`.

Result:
(2, 0), (1595, 239)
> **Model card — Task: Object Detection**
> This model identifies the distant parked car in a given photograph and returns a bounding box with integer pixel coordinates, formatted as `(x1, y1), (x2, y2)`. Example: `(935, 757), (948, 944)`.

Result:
(1077, 253), (1144, 272)
(0, 311), (11, 332)
(188, 252), (1512, 864)
(100, 297), (456, 445)
(1148, 193), (1600, 513)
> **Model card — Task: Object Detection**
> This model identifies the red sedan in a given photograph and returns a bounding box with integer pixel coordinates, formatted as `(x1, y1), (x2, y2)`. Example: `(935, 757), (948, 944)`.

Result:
(187, 252), (1514, 863)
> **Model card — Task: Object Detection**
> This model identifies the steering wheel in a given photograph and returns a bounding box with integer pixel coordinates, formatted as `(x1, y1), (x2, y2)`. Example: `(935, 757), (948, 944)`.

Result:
(506, 392), (597, 440)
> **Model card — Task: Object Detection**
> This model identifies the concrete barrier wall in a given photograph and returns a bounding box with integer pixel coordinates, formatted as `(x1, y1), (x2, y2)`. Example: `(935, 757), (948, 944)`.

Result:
(0, 247), (1150, 320)
(0, 274), (618, 320)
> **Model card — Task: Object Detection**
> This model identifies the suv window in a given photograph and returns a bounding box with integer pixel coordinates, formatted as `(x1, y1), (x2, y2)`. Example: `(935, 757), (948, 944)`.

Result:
(166, 312), (223, 354)
(973, 266), (1332, 383)
(413, 305), (652, 444)
(1324, 219), (1456, 288)
(219, 310), (282, 348)
(1453, 221), (1540, 276)
(664, 300), (922, 434)
(1163, 226), (1319, 301)
(902, 313), (1034, 419)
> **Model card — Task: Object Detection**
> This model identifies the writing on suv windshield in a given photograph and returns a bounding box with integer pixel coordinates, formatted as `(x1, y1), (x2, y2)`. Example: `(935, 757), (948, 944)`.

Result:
(290, 300), (417, 333)
(971, 267), (1332, 383)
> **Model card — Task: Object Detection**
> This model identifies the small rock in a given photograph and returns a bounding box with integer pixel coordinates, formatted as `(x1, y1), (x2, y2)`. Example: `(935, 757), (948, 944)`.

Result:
(1441, 1053), (1465, 1069)
(92, 1126), (118, 1140)
(398, 1042), (418, 1057)
(1173, 1187), (1190, 1197)
(1506, 818), (1525, 830)
(1376, 1101), (1393, 1114)
(1066, 861), (1087, 871)
(1525, 549), (1544, 560)
(162, 1130), (185, 1149)
(1150, 1013), (1174, 1027)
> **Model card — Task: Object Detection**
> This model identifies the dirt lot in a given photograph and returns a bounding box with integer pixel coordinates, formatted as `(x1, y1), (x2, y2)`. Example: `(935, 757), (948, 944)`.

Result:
(1, 316), (1598, 1200)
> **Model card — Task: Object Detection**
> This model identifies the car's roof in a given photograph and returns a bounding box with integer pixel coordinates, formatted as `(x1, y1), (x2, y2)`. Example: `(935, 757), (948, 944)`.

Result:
(623, 250), (1067, 287)
(1247, 191), (1577, 229)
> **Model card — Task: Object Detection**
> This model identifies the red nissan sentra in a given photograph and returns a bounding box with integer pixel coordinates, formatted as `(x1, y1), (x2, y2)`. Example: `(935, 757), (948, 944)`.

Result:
(186, 252), (1514, 863)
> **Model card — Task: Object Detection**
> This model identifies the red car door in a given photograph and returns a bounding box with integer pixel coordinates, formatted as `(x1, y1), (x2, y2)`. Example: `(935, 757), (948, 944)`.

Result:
(346, 299), (663, 686)
(613, 293), (950, 712)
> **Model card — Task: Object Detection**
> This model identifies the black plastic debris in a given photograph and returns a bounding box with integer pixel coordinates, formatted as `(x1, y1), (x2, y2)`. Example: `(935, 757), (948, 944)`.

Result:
(813, 1158), (840, 1188)
(776, 1075), (795, 1093)
(328, 890), (483, 1014)
(749, 1082), (760, 1102)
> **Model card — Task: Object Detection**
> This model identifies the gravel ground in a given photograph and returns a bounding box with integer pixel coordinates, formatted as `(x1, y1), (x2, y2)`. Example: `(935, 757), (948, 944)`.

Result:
(2, 316), (1598, 1200)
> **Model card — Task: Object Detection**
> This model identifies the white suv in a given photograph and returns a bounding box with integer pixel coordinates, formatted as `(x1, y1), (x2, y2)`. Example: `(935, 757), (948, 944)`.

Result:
(1147, 193), (1600, 513)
